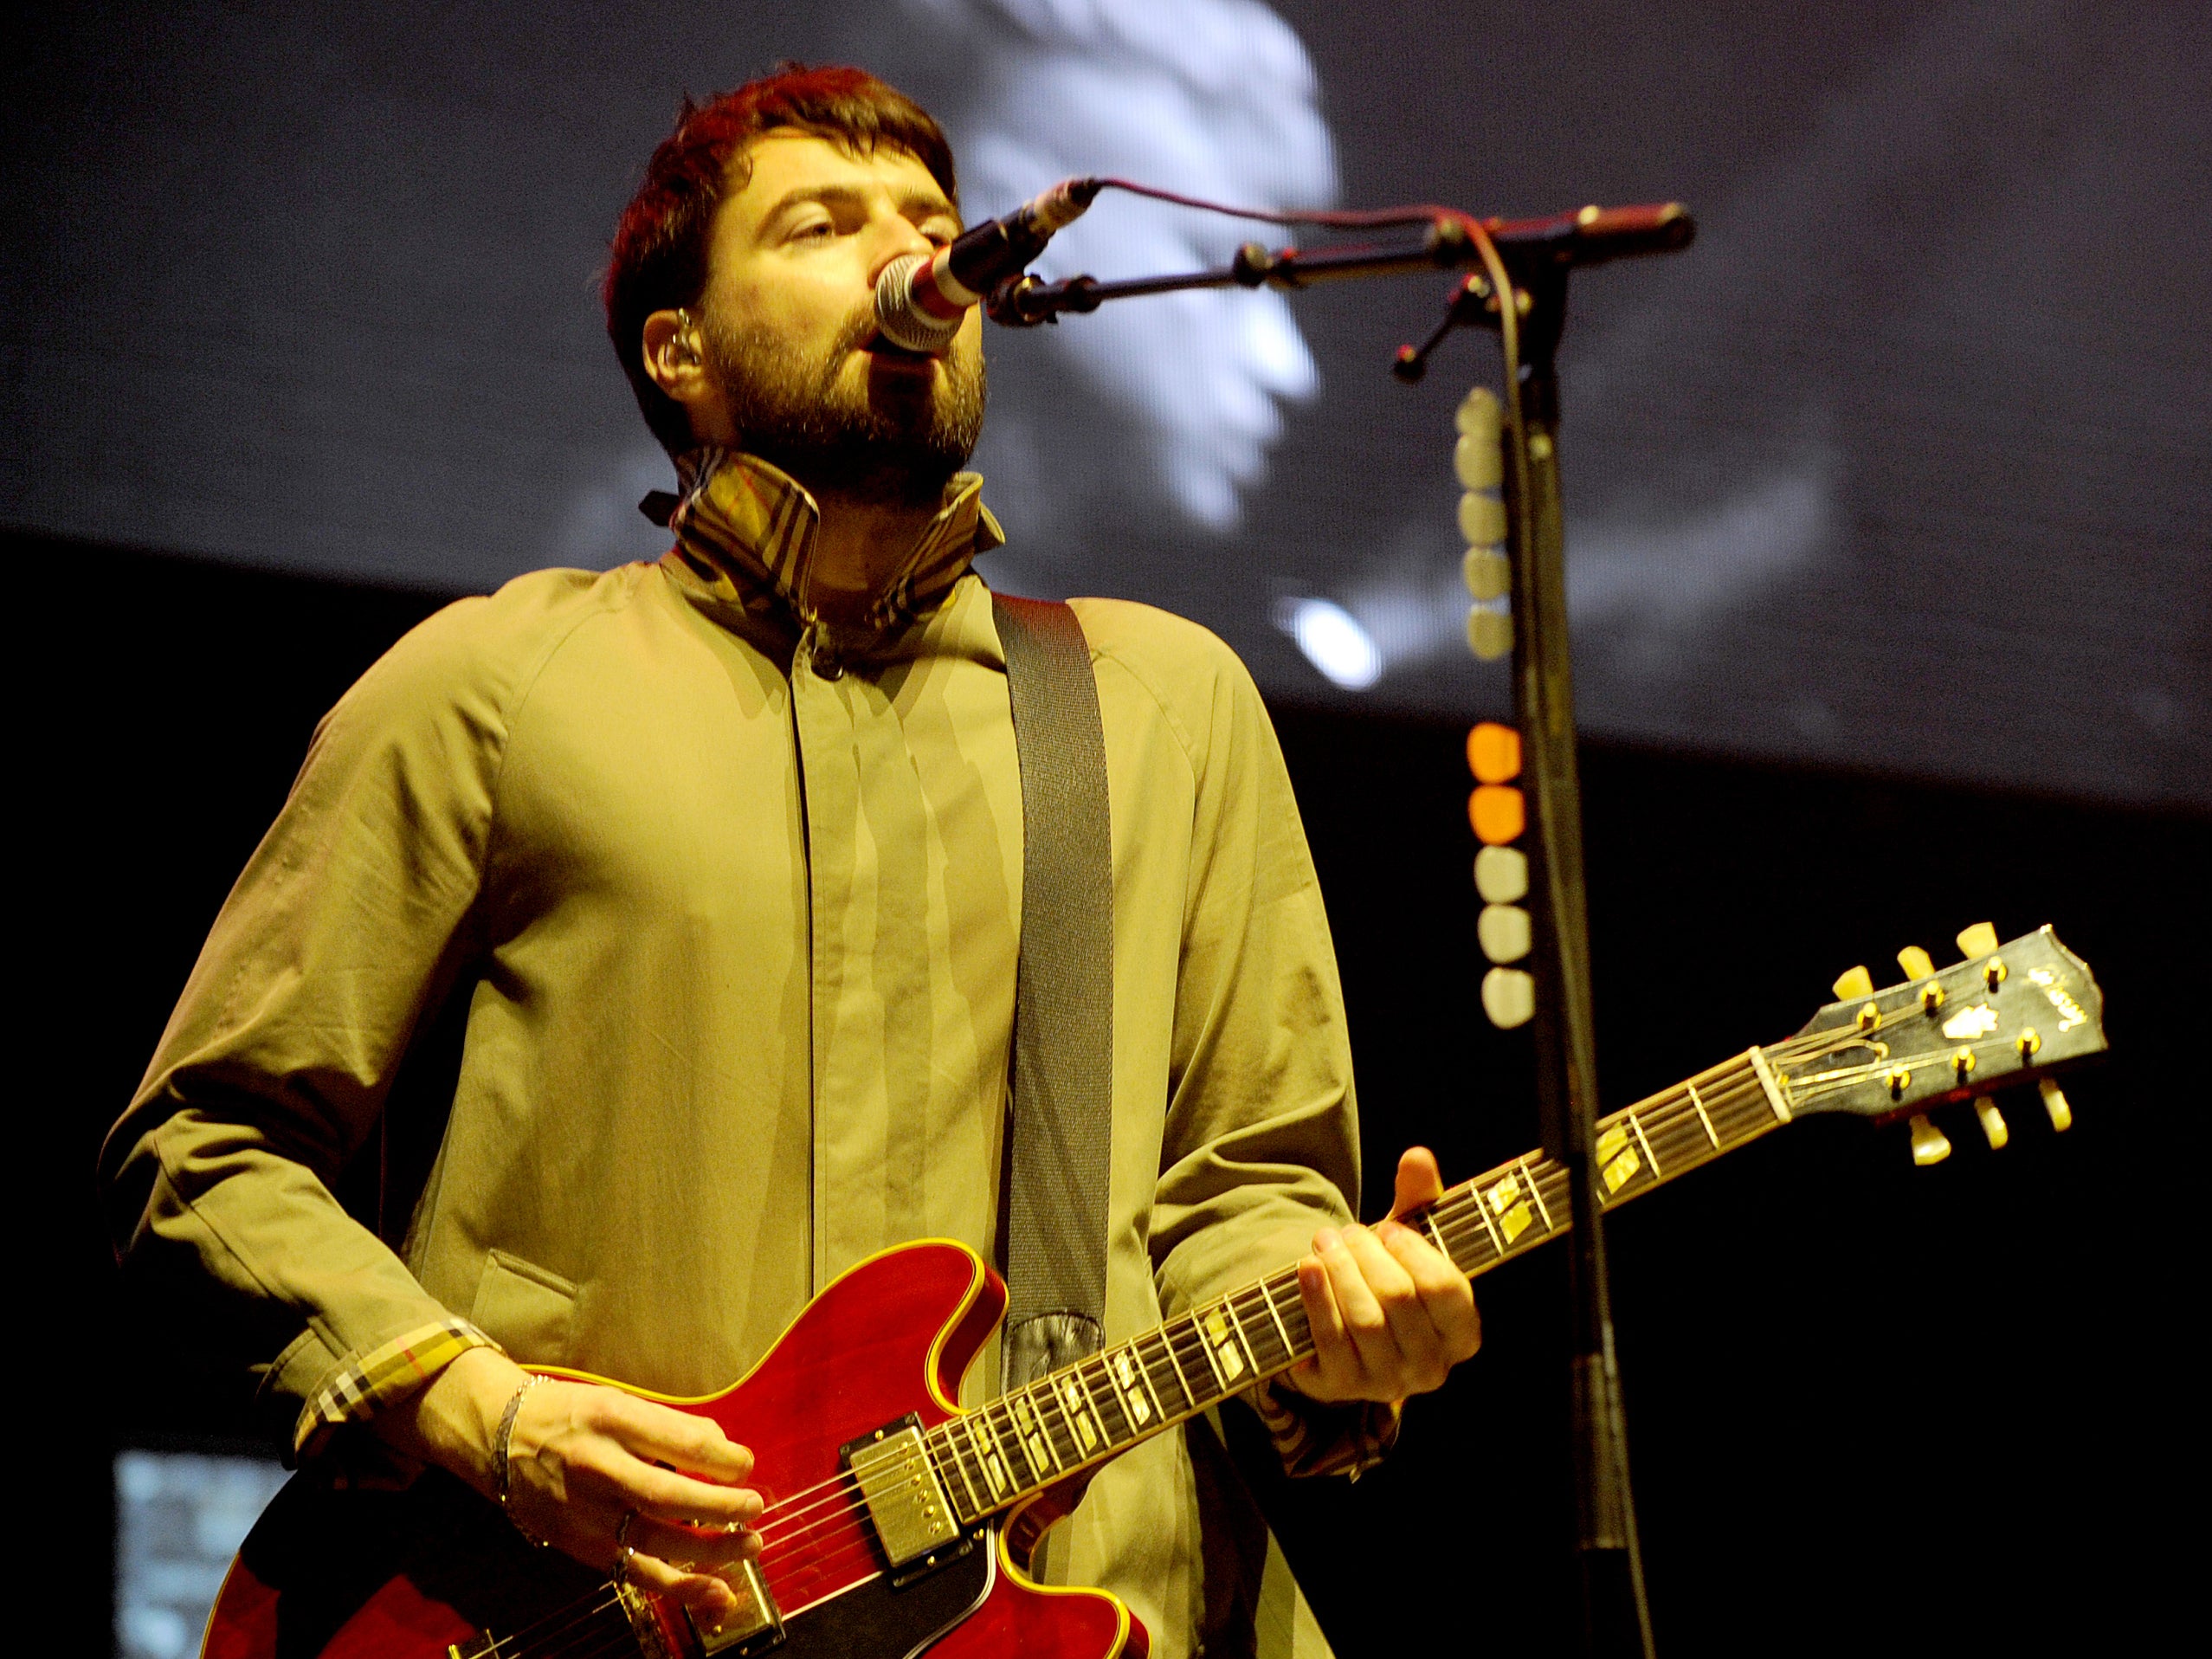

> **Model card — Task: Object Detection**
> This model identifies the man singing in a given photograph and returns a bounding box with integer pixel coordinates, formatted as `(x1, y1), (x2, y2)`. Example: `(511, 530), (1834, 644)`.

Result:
(100, 65), (1479, 1659)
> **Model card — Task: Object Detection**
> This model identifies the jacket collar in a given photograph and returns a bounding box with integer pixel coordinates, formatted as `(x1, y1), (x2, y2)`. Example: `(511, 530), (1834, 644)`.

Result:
(664, 446), (1003, 658)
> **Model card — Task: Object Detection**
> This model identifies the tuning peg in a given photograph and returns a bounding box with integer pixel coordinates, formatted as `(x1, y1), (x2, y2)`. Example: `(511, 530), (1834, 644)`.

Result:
(2039, 1078), (2073, 1133)
(1909, 1114), (1952, 1166)
(1974, 1096), (2009, 1150)
(1831, 965), (1874, 1001)
(1955, 921), (2000, 959)
(1896, 945), (1946, 1011)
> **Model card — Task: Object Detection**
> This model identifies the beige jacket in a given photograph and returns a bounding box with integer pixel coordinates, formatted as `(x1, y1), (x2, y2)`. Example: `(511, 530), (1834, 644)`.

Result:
(102, 543), (1370, 1657)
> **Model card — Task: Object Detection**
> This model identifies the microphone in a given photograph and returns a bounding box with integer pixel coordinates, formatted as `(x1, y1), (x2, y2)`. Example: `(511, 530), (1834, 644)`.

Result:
(874, 177), (1101, 353)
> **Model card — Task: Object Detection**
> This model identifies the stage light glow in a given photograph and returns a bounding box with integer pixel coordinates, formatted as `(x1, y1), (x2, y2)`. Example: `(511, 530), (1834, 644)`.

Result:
(1281, 597), (1382, 690)
(913, 0), (1337, 531)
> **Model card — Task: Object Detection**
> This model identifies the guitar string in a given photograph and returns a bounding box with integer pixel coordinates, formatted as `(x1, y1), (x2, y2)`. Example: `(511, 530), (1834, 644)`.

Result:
(475, 1591), (629, 1659)
(730, 1022), (1898, 1564)
(467, 1017), (2000, 1656)
(480, 1079), (1774, 1659)
(659, 1022), (1913, 1575)
(746, 1057), (1801, 1571)
(616, 1043), (1954, 1652)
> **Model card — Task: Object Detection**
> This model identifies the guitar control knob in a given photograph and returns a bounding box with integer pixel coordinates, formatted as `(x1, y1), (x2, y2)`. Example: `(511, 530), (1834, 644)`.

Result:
(1908, 1114), (1952, 1166)
(2039, 1077), (2073, 1133)
(1974, 1096), (2009, 1150)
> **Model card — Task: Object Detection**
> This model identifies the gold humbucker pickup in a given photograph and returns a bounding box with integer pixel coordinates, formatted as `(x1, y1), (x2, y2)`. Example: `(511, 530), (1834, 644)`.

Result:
(844, 1416), (961, 1569)
(685, 1559), (784, 1656)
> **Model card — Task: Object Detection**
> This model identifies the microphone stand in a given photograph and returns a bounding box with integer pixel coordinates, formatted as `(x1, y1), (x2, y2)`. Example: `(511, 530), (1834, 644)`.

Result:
(991, 201), (1691, 1659)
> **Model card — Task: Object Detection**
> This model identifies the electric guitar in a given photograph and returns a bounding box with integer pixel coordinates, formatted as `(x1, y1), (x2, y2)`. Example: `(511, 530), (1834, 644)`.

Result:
(202, 923), (2105, 1659)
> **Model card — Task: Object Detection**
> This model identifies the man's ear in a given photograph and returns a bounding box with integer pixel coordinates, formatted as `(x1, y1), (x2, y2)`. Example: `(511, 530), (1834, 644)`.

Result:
(641, 307), (708, 404)
(641, 307), (732, 448)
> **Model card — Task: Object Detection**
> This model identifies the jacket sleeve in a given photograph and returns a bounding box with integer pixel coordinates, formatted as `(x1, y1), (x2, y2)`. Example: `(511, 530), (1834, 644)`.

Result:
(1138, 625), (1397, 1476)
(98, 593), (516, 1451)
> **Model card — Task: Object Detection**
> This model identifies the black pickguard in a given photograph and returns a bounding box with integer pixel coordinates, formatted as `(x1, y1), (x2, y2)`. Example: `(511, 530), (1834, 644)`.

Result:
(759, 1533), (994, 1659)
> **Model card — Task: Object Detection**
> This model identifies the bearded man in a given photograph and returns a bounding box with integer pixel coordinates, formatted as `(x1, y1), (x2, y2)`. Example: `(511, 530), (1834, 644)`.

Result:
(100, 65), (1479, 1659)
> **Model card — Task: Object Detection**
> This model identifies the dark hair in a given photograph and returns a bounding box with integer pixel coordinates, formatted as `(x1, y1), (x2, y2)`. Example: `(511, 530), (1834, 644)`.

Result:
(603, 64), (958, 456)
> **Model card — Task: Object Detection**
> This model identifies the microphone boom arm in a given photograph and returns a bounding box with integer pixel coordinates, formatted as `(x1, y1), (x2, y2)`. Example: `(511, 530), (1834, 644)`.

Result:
(985, 202), (1693, 326)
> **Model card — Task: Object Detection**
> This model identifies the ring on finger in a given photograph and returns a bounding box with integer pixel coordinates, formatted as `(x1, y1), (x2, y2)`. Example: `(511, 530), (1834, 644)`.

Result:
(613, 1508), (640, 1586)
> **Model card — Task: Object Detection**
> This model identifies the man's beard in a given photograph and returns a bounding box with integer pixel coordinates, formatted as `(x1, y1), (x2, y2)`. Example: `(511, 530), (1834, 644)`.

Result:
(701, 304), (987, 509)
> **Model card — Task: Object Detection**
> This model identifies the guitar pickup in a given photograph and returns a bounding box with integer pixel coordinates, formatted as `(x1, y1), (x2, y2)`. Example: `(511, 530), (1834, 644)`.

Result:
(842, 1415), (961, 1570)
(683, 1558), (784, 1656)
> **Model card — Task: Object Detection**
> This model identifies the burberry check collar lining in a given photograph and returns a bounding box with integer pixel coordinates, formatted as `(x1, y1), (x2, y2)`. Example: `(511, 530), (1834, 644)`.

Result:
(667, 447), (1004, 655)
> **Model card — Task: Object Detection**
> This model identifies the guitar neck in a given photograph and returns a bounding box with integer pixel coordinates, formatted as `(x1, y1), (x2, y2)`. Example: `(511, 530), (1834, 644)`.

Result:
(926, 1044), (1800, 1524)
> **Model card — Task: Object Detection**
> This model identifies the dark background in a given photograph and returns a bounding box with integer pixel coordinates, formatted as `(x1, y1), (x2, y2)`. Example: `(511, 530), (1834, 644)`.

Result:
(35, 529), (2203, 1656)
(10, 0), (2204, 1652)
(4, 0), (2208, 802)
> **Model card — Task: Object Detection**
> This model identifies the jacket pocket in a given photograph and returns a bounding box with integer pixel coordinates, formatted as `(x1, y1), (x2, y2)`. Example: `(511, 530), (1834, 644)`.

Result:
(469, 1249), (578, 1363)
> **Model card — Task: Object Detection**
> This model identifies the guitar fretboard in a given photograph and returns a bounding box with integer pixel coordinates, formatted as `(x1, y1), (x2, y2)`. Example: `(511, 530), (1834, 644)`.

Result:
(924, 1042), (1809, 1523)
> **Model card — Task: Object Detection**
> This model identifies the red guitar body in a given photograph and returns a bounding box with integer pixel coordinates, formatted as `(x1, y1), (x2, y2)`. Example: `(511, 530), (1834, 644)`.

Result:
(201, 1241), (1145, 1659)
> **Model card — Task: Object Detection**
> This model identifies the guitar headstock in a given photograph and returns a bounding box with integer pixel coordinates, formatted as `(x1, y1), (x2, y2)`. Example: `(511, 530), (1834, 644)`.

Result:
(1783, 924), (2105, 1162)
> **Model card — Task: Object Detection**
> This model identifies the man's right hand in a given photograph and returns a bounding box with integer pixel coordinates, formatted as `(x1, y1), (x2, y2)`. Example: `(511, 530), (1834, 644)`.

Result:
(376, 1346), (761, 1621)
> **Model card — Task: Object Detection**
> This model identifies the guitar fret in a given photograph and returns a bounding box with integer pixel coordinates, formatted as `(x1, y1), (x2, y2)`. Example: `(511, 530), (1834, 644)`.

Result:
(966, 1411), (1013, 1501)
(1708, 1068), (1776, 1143)
(983, 1397), (1031, 1487)
(1434, 1196), (1493, 1275)
(1255, 1276), (1299, 1363)
(1057, 1366), (1107, 1458)
(1686, 1083), (1720, 1149)
(1079, 1354), (1132, 1446)
(1157, 1320), (1202, 1408)
(1032, 1378), (1083, 1469)
(1003, 1392), (1057, 1480)
(1141, 1327), (1194, 1415)
(1518, 1158), (1554, 1231)
(933, 1425), (985, 1519)
(1627, 1109), (1662, 1178)
(1469, 1187), (1507, 1256)
(1221, 1291), (1256, 1380)
(1188, 1309), (1230, 1394)
(1110, 1340), (1164, 1430)
(975, 1400), (1013, 1489)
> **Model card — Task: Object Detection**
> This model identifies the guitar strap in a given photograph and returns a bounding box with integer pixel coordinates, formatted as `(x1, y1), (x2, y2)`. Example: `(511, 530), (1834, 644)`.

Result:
(991, 591), (1114, 1395)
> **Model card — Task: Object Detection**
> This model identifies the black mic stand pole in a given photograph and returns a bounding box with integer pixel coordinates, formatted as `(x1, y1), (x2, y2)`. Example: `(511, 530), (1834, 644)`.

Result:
(990, 203), (1691, 1658)
(1491, 255), (1658, 1659)
(1398, 239), (1661, 1659)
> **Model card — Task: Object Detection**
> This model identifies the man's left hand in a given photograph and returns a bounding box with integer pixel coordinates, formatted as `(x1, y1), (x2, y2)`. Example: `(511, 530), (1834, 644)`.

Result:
(1285, 1146), (1480, 1405)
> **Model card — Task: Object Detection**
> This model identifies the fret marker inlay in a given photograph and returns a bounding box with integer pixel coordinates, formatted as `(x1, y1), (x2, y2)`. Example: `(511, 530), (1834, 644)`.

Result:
(1596, 1123), (1641, 1192)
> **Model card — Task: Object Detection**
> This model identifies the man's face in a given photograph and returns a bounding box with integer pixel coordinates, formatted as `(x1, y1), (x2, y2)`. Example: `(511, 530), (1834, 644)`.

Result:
(694, 130), (987, 507)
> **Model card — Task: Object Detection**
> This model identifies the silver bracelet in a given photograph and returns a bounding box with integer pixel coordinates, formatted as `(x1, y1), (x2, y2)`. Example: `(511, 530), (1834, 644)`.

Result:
(494, 1374), (550, 1544)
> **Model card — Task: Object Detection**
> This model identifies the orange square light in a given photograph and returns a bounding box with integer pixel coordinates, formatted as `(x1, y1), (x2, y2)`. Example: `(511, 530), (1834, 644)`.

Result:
(1469, 784), (1525, 845)
(1467, 721), (1522, 783)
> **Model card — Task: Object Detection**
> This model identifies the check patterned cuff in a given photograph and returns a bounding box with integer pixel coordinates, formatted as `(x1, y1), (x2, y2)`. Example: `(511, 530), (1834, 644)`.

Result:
(1248, 1375), (1402, 1481)
(294, 1317), (500, 1458)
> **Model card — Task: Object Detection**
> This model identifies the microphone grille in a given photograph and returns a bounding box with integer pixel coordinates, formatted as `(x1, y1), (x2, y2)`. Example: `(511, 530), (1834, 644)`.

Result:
(875, 252), (963, 355)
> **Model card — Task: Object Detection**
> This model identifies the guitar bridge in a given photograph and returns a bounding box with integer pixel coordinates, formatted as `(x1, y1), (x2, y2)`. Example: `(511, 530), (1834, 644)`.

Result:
(842, 1414), (961, 1570)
